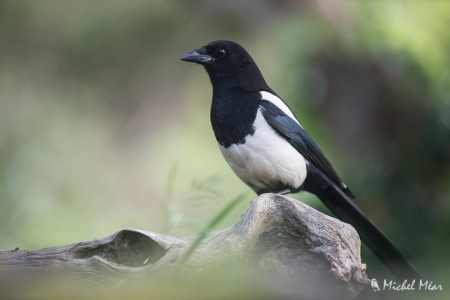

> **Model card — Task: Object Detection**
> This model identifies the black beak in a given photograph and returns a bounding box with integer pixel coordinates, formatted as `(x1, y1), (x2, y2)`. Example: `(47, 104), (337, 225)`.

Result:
(180, 48), (214, 65)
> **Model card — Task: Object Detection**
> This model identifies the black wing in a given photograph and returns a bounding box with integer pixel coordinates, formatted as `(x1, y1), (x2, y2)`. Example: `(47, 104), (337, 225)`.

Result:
(260, 100), (423, 278)
(259, 100), (354, 197)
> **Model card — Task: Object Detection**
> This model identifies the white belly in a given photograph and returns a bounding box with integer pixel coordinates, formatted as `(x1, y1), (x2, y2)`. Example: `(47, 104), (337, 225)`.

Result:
(219, 109), (307, 193)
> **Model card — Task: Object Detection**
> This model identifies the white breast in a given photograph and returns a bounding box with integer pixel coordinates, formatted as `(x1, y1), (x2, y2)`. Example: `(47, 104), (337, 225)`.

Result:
(219, 109), (307, 193)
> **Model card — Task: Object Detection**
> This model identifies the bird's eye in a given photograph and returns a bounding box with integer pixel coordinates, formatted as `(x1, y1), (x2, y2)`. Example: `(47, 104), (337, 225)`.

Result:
(218, 48), (227, 57)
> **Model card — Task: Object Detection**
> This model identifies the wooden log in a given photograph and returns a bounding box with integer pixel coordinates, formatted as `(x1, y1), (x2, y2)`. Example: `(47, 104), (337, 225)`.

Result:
(0, 194), (370, 299)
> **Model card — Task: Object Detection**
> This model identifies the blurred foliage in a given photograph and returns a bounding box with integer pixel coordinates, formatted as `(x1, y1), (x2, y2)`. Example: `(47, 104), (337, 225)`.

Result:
(0, 0), (450, 298)
(273, 1), (450, 279)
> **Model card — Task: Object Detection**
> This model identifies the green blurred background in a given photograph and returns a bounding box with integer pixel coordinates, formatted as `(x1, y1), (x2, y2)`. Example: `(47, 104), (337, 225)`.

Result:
(1, 0), (450, 291)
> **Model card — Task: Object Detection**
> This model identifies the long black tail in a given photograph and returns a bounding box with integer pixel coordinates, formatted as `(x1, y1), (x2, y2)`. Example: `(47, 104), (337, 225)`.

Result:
(303, 165), (420, 279)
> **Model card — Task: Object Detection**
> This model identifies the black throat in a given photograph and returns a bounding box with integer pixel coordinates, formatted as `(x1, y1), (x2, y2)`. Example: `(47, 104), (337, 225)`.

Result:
(210, 86), (261, 148)
(204, 56), (272, 148)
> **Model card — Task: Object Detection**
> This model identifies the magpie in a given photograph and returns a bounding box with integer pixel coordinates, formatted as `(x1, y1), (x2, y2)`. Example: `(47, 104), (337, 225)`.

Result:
(181, 40), (419, 279)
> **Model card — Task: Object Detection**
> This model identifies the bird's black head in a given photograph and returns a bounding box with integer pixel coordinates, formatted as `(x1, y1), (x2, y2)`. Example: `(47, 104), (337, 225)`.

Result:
(181, 40), (269, 92)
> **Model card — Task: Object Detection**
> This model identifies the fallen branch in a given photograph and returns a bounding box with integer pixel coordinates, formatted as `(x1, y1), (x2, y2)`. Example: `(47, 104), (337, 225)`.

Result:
(0, 194), (370, 299)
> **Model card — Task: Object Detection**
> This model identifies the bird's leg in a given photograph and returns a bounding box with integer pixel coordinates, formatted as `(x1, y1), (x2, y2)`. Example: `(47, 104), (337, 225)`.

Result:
(277, 189), (292, 195)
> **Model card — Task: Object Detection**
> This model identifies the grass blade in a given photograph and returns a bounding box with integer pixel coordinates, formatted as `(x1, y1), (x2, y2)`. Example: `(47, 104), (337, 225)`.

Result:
(179, 192), (248, 264)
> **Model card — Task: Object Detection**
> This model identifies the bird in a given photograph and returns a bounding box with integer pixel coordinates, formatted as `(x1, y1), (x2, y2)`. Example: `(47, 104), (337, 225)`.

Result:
(180, 40), (420, 279)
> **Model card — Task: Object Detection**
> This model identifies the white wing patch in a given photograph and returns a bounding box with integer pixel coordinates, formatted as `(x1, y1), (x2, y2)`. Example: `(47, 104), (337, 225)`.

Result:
(260, 91), (302, 127)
